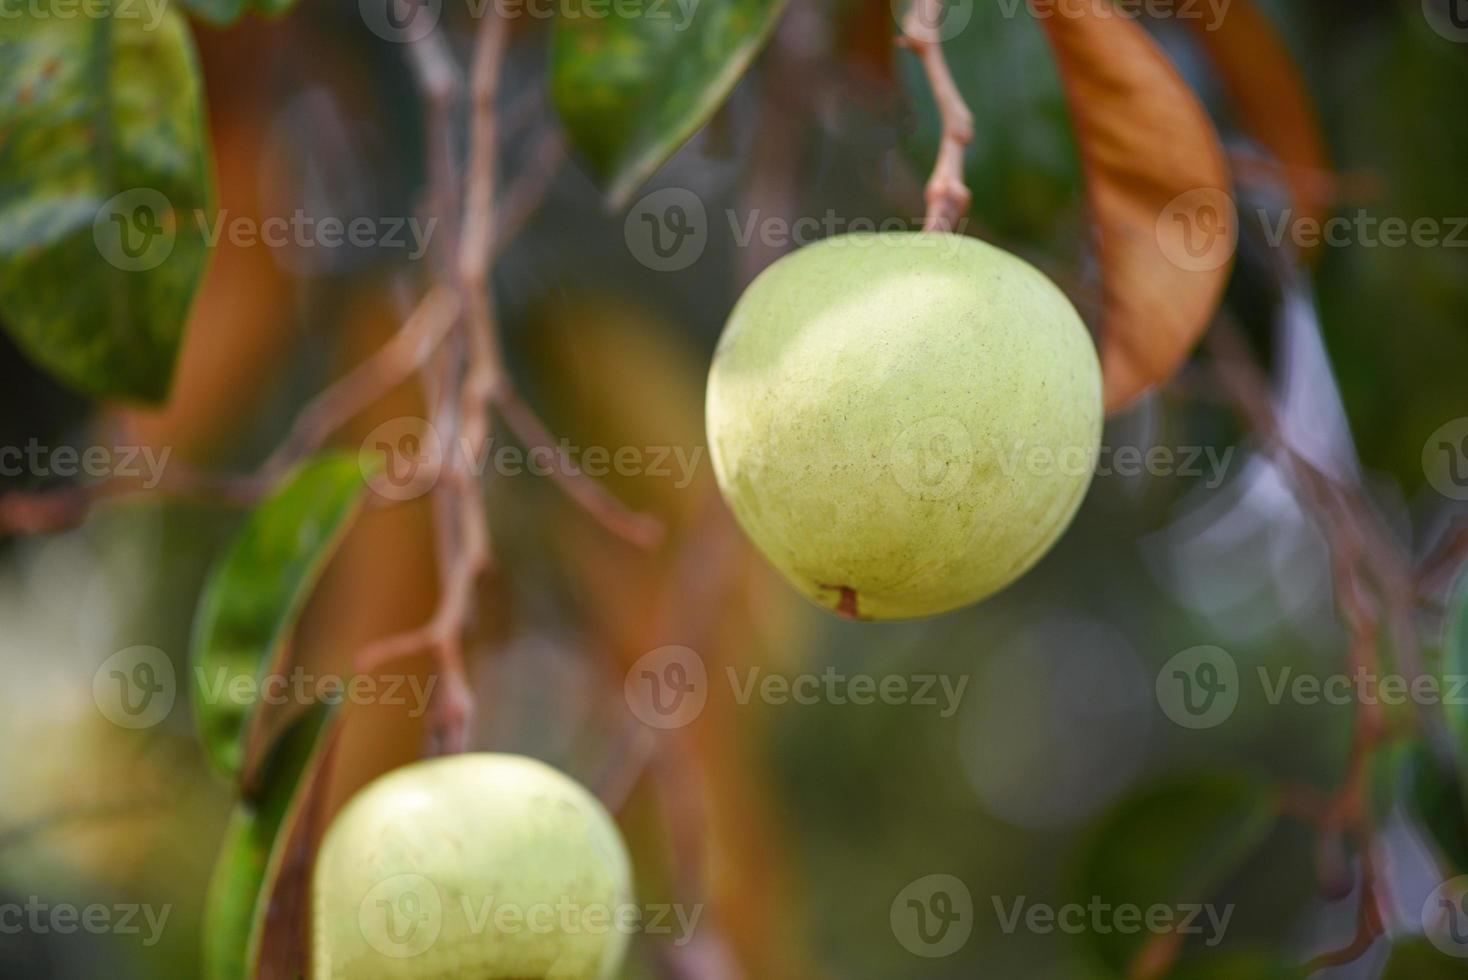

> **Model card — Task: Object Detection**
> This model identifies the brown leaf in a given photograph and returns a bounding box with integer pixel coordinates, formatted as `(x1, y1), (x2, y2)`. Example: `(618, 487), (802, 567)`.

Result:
(1031, 0), (1235, 413)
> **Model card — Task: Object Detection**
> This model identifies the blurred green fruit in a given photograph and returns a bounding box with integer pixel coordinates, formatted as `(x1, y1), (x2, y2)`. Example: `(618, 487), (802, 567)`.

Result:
(312, 753), (633, 979)
(705, 232), (1102, 620)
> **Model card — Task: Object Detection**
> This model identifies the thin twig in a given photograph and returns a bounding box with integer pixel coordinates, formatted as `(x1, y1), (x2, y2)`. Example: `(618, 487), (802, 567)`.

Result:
(0, 466), (259, 535)
(1209, 319), (1403, 969)
(492, 388), (665, 549)
(258, 285), (461, 482)
(897, 0), (973, 232)
(0, 287), (459, 537)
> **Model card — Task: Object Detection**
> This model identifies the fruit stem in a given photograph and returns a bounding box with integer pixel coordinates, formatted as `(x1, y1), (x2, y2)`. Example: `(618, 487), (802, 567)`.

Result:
(897, 0), (975, 233)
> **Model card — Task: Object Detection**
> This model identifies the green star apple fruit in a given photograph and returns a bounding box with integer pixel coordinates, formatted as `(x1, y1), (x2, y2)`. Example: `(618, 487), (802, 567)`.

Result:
(312, 753), (633, 979)
(705, 232), (1102, 620)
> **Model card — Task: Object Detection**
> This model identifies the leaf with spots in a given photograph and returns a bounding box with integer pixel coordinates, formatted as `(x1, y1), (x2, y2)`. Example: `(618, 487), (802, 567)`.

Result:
(551, 0), (792, 208)
(191, 453), (370, 788)
(0, 1), (213, 401)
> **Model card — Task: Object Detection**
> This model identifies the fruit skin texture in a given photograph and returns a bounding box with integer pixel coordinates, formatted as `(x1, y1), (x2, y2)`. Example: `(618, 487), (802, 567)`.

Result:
(705, 232), (1102, 620)
(312, 753), (633, 980)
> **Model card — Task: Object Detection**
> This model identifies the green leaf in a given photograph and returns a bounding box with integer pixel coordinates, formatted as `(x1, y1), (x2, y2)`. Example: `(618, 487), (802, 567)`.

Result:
(898, 0), (1080, 242)
(1072, 772), (1279, 973)
(1404, 739), (1468, 875)
(0, 0), (213, 402)
(1382, 938), (1468, 979)
(1168, 950), (1304, 980)
(202, 706), (339, 980)
(550, 0), (791, 208)
(191, 454), (369, 785)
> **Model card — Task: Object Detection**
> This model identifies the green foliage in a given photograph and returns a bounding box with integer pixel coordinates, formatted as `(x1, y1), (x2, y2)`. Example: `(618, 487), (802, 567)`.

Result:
(190, 454), (369, 783)
(550, 0), (791, 207)
(202, 706), (336, 980)
(1168, 950), (1305, 979)
(1072, 772), (1279, 972)
(1381, 938), (1468, 979)
(0, 1), (212, 401)
(1403, 739), (1468, 875)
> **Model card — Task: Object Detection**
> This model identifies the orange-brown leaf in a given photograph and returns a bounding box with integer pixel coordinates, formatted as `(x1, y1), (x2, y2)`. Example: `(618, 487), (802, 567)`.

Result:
(1032, 0), (1234, 413)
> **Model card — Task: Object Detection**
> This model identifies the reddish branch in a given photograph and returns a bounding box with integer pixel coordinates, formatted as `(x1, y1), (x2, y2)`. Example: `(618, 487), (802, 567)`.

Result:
(492, 388), (664, 548)
(1207, 319), (1448, 970)
(897, 0), (974, 232)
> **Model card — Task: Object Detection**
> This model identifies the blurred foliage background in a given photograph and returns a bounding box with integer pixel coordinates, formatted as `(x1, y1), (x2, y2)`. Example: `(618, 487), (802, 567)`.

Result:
(1, 0), (1466, 977)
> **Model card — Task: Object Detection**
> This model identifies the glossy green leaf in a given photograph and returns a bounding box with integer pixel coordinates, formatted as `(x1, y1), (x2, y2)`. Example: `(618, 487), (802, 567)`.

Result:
(898, 0), (1081, 241)
(191, 454), (369, 784)
(1072, 772), (1279, 973)
(551, 0), (791, 208)
(1382, 939), (1468, 979)
(0, 1), (213, 402)
(1403, 739), (1468, 875)
(202, 706), (339, 980)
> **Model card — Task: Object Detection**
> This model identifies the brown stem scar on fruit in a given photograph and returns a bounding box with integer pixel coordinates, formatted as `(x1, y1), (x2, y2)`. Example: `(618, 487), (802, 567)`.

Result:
(820, 584), (865, 620)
